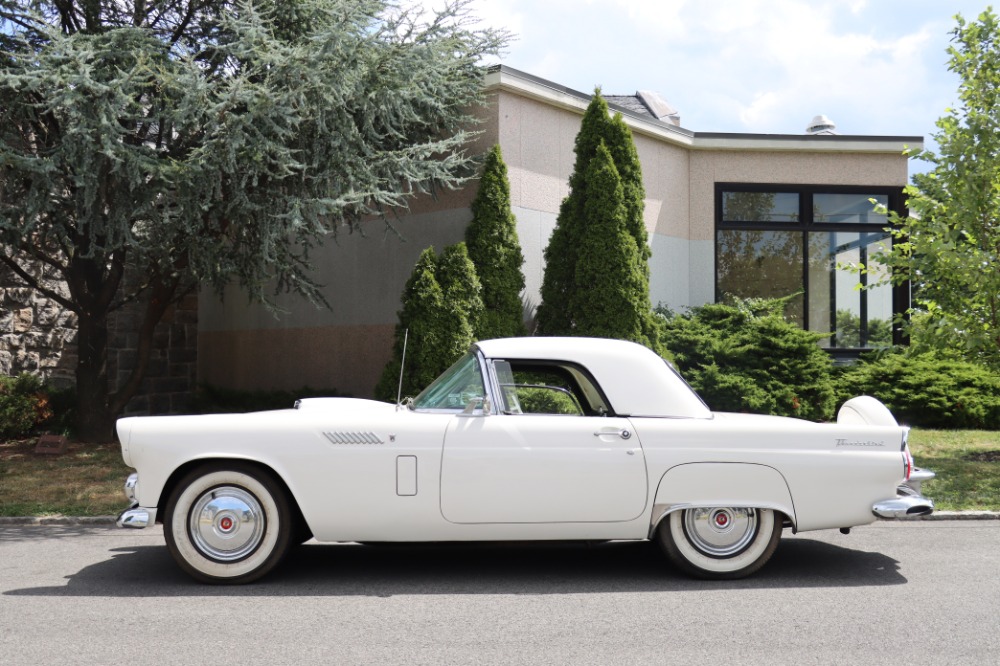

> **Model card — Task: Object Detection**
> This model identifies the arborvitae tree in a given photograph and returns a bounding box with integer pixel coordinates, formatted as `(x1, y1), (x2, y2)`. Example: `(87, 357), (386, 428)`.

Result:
(375, 242), (482, 402)
(572, 142), (645, 339)
(465, 145), (526, 339)
(0, 0), (506, 440)
(375, 248), (447, 402)
(536, 93), (611, 335)
(436, 242), (484, 357)
(536, 89), (661, 350)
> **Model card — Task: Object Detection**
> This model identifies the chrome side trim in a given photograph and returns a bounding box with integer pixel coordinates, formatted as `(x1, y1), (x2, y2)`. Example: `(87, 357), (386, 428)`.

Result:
(872, 494), (934, 519)
(117, 506), (155, 529)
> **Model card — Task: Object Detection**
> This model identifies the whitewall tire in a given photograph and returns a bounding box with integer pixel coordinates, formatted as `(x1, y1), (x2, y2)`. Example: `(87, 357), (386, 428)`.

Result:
(657, 507), (782, 579)
(164, 463), (293, 584)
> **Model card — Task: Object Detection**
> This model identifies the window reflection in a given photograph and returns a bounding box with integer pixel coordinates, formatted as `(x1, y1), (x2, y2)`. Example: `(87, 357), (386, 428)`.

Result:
(722, 192), (799, 223)
(716, 187), (902, 350)
(813, 193), (888, 225)
(716, 230), (804, 325)
(807, 232), (893, 348)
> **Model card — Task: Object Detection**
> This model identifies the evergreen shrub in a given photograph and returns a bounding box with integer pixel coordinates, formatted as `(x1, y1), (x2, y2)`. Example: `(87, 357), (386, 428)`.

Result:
(837, 351), (1000, 429)
(0, 373), (54, 438)
(659, 298), (837, 421)
(465, 145), (526, 339)
(375, 243), (483, 402)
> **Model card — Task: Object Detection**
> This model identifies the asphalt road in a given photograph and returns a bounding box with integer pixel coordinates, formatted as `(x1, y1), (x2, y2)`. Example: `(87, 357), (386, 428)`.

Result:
(0, 522), (997, 666)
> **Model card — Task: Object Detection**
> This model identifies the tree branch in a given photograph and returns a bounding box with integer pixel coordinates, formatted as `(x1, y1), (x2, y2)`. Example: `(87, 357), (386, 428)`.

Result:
(0, 254), (77, 311)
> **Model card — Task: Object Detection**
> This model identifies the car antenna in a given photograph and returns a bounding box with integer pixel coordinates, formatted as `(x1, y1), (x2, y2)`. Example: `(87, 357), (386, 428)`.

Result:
(395, 328), (409, 411)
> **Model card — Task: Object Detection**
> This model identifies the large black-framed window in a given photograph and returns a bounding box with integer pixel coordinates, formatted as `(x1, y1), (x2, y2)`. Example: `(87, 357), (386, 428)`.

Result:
(715, 183), (909, 356)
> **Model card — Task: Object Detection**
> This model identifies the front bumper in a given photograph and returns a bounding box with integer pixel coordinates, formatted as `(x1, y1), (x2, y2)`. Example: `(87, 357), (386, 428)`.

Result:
(116, 472), (156, 528)
(117, 505), (156, 528)
(873, 468), (935, 519)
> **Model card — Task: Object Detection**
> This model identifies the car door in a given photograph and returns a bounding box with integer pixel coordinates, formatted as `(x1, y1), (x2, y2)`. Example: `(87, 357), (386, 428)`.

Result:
(439, 360), (648, 524)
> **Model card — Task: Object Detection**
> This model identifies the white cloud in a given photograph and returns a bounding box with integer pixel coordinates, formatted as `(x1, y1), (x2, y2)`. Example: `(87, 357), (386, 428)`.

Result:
(411, 0), (982, 145)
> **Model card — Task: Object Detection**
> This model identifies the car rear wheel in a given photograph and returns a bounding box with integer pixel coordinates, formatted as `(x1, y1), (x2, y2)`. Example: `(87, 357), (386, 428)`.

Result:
(164, 463), (293, 584)
(657, 507), (781, 579)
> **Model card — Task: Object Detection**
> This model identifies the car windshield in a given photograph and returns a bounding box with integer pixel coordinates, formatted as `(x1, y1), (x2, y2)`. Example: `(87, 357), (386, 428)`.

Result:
(411, 352), (486, 411)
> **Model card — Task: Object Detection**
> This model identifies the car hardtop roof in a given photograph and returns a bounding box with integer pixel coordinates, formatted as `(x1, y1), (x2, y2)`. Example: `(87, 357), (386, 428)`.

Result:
(473, 337), (711, 419)
(474, 336), (659, 363)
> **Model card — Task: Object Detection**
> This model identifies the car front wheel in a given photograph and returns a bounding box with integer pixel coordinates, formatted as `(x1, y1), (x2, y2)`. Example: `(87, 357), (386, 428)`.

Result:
(164, 463), (293, 584)
(657, 507), (781, 579)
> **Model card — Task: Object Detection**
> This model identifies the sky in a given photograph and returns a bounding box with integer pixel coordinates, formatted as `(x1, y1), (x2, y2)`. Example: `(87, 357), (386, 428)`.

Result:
(441, 0), (993, 176)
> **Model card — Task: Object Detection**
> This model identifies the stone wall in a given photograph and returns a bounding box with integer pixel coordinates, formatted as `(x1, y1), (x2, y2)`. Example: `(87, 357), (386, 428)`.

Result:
(0, 263), (198, 416)
(0, 265), (78, 387)
(108, 291), (199, 415)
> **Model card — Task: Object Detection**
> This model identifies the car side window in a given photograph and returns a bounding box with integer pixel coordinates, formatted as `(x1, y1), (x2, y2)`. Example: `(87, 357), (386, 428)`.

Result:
(493, 360), (610, 416)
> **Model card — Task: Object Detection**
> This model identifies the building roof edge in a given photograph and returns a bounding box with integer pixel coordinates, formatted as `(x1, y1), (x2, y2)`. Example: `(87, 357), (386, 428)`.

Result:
(484, 64), (923, 154)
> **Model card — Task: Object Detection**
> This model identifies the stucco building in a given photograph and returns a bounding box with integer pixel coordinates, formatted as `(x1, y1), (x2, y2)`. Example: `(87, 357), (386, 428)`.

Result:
(198, 65), (921, 399)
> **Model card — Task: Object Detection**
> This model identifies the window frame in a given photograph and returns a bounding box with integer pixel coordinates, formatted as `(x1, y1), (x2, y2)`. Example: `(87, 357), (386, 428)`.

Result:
(714, 183), (910, 357)
(486, 359), (616, 417)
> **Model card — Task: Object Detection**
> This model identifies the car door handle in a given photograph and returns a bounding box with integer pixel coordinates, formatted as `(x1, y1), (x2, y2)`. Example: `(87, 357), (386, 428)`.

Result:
(594, 428), (632, 440)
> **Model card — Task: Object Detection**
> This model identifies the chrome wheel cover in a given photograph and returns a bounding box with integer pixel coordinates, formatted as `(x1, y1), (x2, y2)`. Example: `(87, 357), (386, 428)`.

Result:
(683, 508), (758, 558)
(188, 486), (265, 562)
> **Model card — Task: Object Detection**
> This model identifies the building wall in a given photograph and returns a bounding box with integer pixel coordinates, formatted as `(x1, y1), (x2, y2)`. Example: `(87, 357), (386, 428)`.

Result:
(197, 81), (915, 400)
(198, 196), (481, 397)
(0, 262), (198, 415)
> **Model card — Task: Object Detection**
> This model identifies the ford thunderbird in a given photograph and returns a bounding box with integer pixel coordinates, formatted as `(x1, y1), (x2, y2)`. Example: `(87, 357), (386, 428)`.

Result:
(116, 337), (934, 583)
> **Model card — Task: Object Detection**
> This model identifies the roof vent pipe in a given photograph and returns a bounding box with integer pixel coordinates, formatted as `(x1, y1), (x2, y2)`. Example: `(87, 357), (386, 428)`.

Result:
(806, 114), (838, 135)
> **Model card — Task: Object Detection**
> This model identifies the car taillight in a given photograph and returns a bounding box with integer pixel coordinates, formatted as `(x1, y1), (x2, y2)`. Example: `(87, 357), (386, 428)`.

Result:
(903, 448), (913, 480)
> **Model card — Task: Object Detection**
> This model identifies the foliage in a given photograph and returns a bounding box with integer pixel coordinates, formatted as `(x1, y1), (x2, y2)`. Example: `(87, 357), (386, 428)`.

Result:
(834, 310), (892, 348)
(866, 9), (1000, 368)
(188, 384), (343, 414)
(375, 243), (483, 401)
(571, 142), (646, 340)
(659, 297), (837, 421)
(837, 351), (1000, 429)
(0, 0), (507, 440)
(536, 90), (662, 350)
(0, 374), (52, 438)
(465, 144), (526, 339)
(436, 242), (484, 351)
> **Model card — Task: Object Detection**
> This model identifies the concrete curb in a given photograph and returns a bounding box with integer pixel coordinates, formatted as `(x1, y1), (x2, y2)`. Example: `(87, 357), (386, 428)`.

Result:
(1, 512), (999, 526)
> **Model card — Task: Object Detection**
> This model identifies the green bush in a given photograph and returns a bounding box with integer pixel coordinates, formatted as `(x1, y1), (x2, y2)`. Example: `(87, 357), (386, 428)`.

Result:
(188, 384), (344, 414)
(660, 297), (837, 421)
(536, 91), (662, 352)
(375, 243), (483, 402)
(837, 351), (1000, 429)
(465, 144), (526, 340)
(0, 373), (53, 438)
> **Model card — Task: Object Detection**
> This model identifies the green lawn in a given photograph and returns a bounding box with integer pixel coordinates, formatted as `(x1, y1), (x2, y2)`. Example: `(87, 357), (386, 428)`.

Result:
(0, 429), (997, 517)
(907, 429), (1000, 511)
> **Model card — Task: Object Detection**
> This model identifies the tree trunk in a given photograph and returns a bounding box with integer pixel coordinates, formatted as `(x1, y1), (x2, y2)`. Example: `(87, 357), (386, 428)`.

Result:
(75, 310), (115, 442)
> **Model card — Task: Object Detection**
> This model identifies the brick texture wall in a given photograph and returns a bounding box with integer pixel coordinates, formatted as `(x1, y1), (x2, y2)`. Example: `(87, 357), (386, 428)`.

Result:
(0, 263), (198, 415)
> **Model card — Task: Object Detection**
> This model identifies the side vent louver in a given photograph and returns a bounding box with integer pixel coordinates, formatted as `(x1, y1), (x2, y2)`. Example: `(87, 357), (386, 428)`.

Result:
(323, 431), (385, 445)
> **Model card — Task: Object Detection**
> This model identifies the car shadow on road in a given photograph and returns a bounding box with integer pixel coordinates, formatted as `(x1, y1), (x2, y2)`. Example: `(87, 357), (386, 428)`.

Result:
(4, 535), (906, 597)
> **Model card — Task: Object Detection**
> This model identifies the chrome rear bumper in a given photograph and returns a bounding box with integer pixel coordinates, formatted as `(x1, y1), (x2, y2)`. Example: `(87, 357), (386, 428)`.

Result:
(873, 468), (936, 519)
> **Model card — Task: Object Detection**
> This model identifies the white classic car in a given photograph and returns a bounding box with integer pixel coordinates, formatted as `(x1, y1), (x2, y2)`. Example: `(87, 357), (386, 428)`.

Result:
(116, 337), (934, 583)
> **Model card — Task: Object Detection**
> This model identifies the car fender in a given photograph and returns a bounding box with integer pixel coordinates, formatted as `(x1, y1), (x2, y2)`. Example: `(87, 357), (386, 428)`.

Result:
(649, 462), (797, 536)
